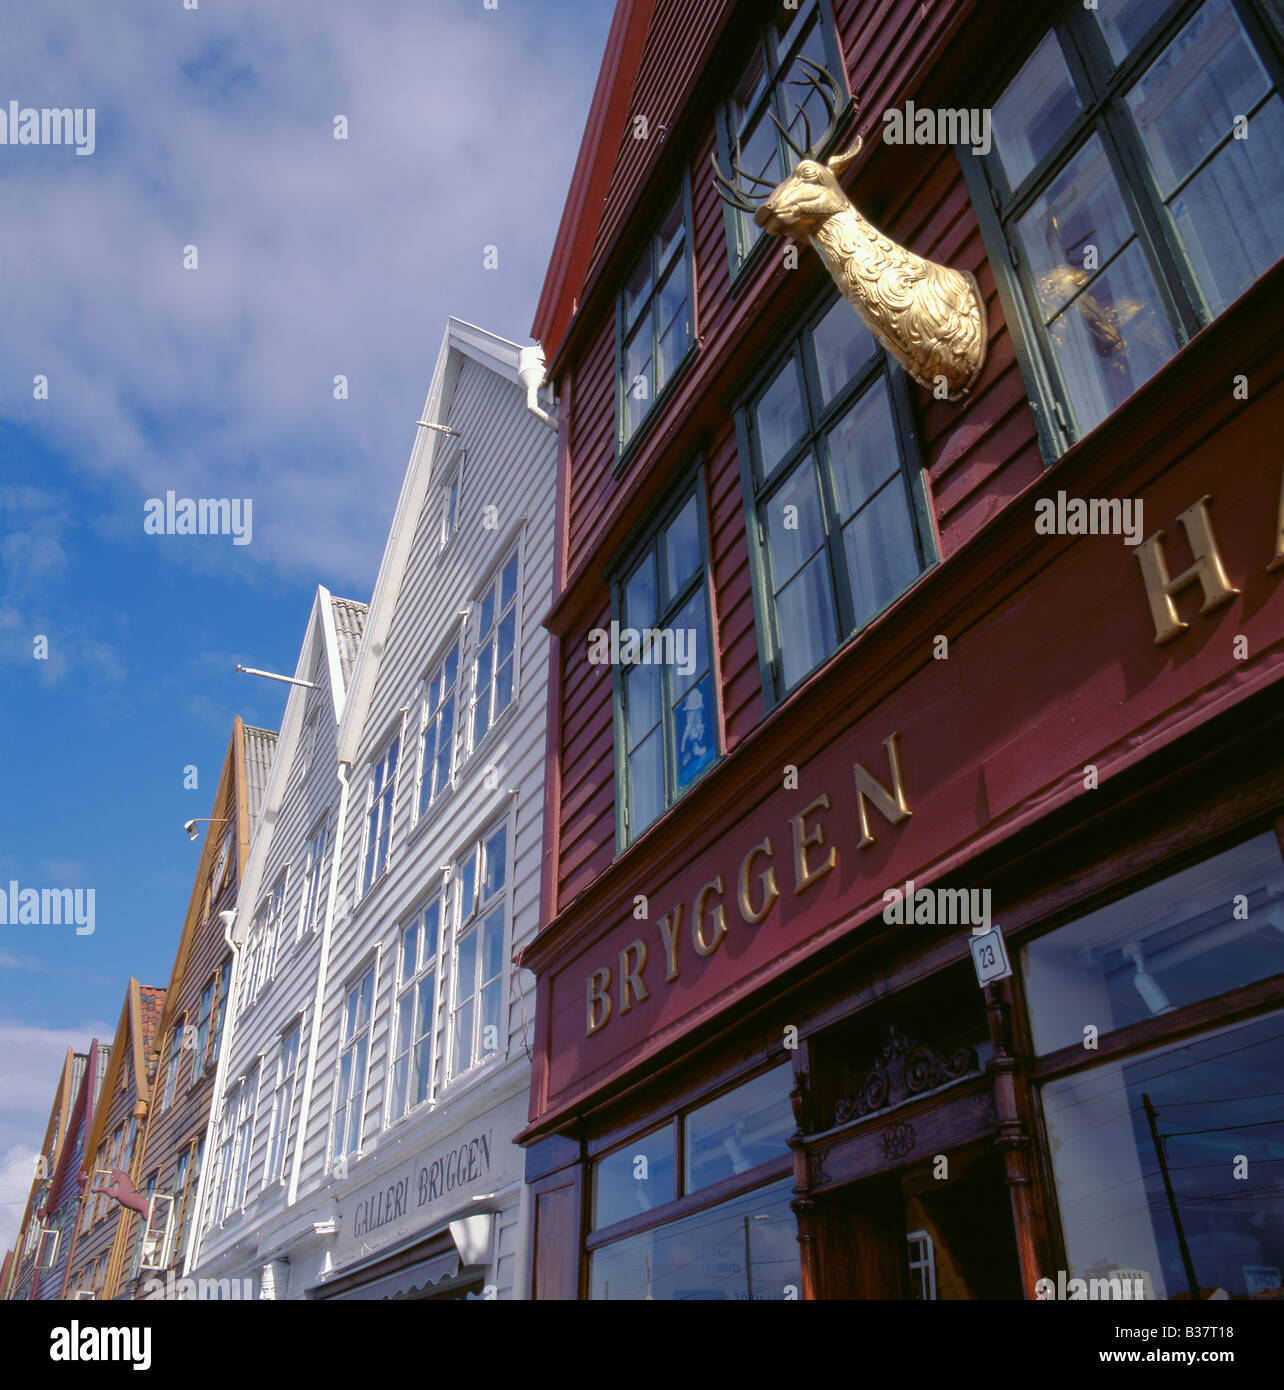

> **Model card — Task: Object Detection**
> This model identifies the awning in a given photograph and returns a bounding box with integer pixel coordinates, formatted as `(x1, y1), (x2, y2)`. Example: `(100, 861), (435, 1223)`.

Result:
(324, 1248), (462, 1301)
(309, 1212), (495, 1300)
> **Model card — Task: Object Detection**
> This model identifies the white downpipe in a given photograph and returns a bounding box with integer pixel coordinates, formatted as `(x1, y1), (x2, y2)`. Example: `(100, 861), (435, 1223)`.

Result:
(517, 345), (557, 431)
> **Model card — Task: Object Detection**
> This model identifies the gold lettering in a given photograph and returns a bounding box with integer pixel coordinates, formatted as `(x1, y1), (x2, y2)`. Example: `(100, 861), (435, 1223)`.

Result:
(738, 838), (778, 924)
(585, 967), (612, 1036)
(618, 939), (650, 1014)
(792, 795), (837, 895)
(1270, 467), (1284, 573)
(1134, 495), (1239, 644)
(656, 905), (684, 982)
(692, 876), (728, 955)
(853, 732), (912, 849)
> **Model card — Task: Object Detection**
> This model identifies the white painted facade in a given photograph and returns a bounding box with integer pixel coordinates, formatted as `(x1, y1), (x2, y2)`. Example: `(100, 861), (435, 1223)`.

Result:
(189, 319), (557, 1299)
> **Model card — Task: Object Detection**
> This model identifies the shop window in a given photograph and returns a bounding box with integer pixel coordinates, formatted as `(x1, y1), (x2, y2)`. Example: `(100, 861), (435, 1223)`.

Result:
(609, 478), (719, 847)
(714, 0), (848, 277)
(469, 551), (520, 750)
(964, 0), (1284, 452)
(415, 643), (459, 822)
(1023, 829), (1284, 1055)
(389, 896), (442, 1120)
(683, 1061), (795, 1192)
(617, 186), (694, 452)
(589, 1177), (800, 1301)
(737, 293), (933, 703)
(593, 1125), (677, 1229)
(360, 732), (401, 895)
(264, 1024), (301, 1185)
(332, 967), (375, 1164)
(449, 823), (508, 1080)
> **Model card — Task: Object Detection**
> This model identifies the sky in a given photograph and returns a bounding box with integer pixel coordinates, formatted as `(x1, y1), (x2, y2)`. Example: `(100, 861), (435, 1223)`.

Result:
(0, 0), (614, 1256)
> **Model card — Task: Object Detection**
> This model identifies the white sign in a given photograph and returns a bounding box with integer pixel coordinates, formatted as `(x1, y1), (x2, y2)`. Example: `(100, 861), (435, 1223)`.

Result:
(969, 924), (1012, 985)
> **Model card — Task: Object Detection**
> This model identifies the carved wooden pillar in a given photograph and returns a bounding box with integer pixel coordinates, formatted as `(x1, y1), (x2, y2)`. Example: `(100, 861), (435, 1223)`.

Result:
(788, 1042), (821, 1300)
(984, 980), (1042, 1298)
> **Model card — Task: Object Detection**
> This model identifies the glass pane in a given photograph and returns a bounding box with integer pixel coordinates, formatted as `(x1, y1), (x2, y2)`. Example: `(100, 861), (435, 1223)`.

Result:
(475, 641), (493, 705)
(657, 307), (689, 395)
(826, 381), (900, 518)
(483, 827), (507, 901)
(458, 849), (477, 924)
(1023, 830), (1284, 1055)
(1167, 94), (1284, 315)
(401, 922), (418, 980)
(416, 975), (435, 1042)
(1047, 239), (1177, 436)
(590, 1178), (800, 1299)
(685, 1064), (794, 1192)
(593, 1125), (675, 1228)
(501, 554), (519, 609)
(625, 660), (662, 750)
(482, 908), (505, 982)
(779, 20), (830, 166)
(497, 608), (516, 665)
(731, 47), (768, 135)
(481, 980), (502, 1051)
(657, 196), (685, 271)
(992, 31), (1083, 189)
(626, 551), (657, 629)
(1126, 0), (1270, 197)
(443, 644), (458, 690)
(673, 673), (716, 795)
(622, 250), (652, 331)
(1016, 135), (1135, 320)
(775, 555), (838, 691)
(478, 586), (495, 640)
(629, 727), (665, 835)
(412, 1035), (432, 1107)
(1042, 1012), (1284, 1300)
(668, 589), (709, 701)
(733, 116), (780, 260)
(766, 461), (826, 586)
(623, 318), (654, 440)
(841, 479), (923, 629)
(453, 999), (474, 1074)
(770, 0), (816, 63)
(755, 359), (806, 476)
(397, 992), (415, 1061)
(1093, 0), (1170, 64)
(664, 495), (700, 604)
(422, 899), (440, 959)
(457, 929), (478, 1000)
(812, 298), (876, 404)
(389, 1054), (407, 1120)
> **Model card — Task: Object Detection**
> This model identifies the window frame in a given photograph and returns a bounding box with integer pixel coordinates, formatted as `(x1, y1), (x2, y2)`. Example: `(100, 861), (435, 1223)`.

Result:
(161, 1016), (185, 1112)
(298, 816), (330, 940)
(734, 286), (936, 711)
(438, 445), (464, 552)
(959, 0), (1284, 458)
(467, 547), (523, 755)
(447, 819), (512, 1084)
(713, 0), (851, 286)
(607, 462), (723, 852)
(614, 173), (699, 466)
(414, 640), (461, 824)
(330, 962), (377, 1166)
(386, 892), (445, 1125)
(359, 727), (403, 898)
(264, 1020), (303, 1187)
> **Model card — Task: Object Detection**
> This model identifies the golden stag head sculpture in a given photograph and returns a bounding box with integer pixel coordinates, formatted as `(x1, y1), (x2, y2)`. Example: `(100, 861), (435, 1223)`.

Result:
(714, 60), (987, 401)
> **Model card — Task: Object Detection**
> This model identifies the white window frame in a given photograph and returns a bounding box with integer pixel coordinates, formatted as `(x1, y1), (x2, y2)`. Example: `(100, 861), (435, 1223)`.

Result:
(467, 547), (522, 754)
(138, 1191), (174, 1273)
(298, 818), (329, 939)
(907, 1229), (937, 1300)
(448, 819), (511, 1082)
(330, 964), (376, 1167)
(34, 1225), (60, 1271)
(387, 895), (443, 1125)
(264, 1020), (302, 1186)
(359, 730), (403, 897)
(258, 871), (288, 990)
(414, 643), (460, 825)
(227, 1067), (259, 1215)
(438, 450), (462, 550)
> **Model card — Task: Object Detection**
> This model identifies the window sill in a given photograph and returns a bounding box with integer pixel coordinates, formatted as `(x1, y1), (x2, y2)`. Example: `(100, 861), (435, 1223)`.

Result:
(407, 779), (457, 847)
(464, 696), (520, 775)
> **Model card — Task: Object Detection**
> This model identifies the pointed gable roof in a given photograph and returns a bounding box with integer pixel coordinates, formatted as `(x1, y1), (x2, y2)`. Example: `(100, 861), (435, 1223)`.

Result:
(82, 979), (165, 1167)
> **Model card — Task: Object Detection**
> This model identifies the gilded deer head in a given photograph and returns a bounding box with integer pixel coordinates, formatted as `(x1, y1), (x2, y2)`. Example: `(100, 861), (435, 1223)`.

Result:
(714, 60), (987, 401)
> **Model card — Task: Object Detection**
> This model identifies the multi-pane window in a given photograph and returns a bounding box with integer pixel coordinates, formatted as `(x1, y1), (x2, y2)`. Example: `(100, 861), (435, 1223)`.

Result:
(361, 734), (401, 895)
(416, 644), (459, 820)
(173, 1137), (203, 1266)
(265, 1023), (301, 1185)
(257, 873), (287, 990)
(439, 465), (461, 549)
(209, 961), (231, 1064)
(299, 820), (329, 938)
(716, 0), (846, 272)
(971, 0), (1284, 445)
(389, 898), (442, 1121)
(450, 824), (507, 1080)
(192, 981), (215, 1083)
(613, 484), (719, 846)
(228, 1069), (258, 1214)
(161, 1018), (184, 1111)
(470, 553), (519, 749)
(739, 294), (931, 700)
(619, 191), (694, 448)
(129, 1172), (159, 1281)
(331, 968), (374, 1163)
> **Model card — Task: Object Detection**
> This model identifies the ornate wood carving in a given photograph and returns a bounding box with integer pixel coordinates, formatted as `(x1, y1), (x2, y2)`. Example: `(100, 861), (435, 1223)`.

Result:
(833, 1025), (978, 1127)
(880, 1122), (917, 1159)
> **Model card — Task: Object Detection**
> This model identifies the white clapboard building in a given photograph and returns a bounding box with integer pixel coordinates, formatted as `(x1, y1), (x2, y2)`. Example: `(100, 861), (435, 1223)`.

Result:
(190, 319), (558, 1298)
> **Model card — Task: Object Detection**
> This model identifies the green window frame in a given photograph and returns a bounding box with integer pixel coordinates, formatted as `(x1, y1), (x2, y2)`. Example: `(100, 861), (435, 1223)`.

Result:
(615, 180), (696, 459)
(736, 290), (935, 709)
(961, 0), (1284, 458)
(607, 468), (720, 850)
(714, 0), (850, 281)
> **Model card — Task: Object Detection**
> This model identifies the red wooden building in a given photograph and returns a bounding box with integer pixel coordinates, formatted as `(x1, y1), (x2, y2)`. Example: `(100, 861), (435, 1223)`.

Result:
(518, 0), (1284, 1299)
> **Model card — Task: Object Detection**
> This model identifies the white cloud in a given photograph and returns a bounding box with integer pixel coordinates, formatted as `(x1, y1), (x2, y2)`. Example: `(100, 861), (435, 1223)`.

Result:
(0, 1144), (41, 1259)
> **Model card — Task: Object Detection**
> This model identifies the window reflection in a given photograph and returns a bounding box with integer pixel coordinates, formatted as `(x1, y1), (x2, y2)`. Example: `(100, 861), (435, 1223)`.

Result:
(593, 1125), (675, 1229)
(684, 1063), (794, 1193)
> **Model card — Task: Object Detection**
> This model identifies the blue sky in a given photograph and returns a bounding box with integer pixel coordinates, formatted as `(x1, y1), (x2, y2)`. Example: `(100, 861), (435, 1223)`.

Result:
(0, 0), (613, 1251)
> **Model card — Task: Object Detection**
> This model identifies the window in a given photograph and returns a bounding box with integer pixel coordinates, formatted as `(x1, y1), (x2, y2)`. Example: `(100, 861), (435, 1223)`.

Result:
(588, 1063), (798, 1299)
(449, 823), (508, 1080)
(299, 819), (329, 938)
(907, 1230), (937, 1300)
(1025, 828), (1284, 1300)
(293, 713), (317, 787)
(226, 1070), (258, 1215)
(192, 981), (215, 1084)
(209, 961), (232, 1064)
(618, 189), (694, 449)
(389, 897), (442, 1121)
(968, 0), (1284, 447)
(331, 968), (374, 1163)
(256, 873), (287, 990)
(129, 1173), (159, 1280)
(209, 827), (233, 903)
(439, 459), (462, 549)
(161, 1018), (185, 1111)
(415, 645), (459, 820)
(173, 1137), (204, 1266)
(716, 0), (847, 274)
(469, 552), (519, 749)
(611, 482), (719, 845)
(265, 1023), (301, 1185)
(360, 734), (401, 895)
(739, 294), (932, 701)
